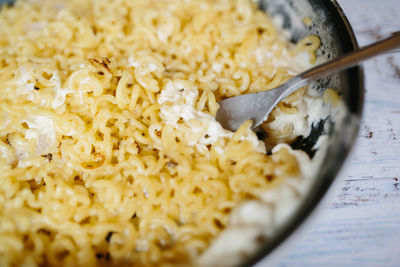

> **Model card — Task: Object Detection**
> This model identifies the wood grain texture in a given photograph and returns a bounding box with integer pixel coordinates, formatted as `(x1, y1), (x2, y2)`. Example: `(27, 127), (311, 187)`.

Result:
(258, 0), (400, 266)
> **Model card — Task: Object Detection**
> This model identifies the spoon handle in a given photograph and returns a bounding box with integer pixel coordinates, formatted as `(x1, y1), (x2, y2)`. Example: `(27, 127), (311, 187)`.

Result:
(300, 31), (400, 82)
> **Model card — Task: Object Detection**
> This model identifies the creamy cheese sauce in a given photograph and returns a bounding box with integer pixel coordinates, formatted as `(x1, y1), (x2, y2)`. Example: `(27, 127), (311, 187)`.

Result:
(158, 80), (266, 154)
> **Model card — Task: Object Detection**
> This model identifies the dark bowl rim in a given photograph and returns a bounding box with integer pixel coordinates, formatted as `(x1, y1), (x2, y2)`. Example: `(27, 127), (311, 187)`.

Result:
(241, 1), (364, 266)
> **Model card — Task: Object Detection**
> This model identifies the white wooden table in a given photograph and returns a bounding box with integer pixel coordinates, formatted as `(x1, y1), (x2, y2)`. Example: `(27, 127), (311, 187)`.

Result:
(258, 1), (400, 266)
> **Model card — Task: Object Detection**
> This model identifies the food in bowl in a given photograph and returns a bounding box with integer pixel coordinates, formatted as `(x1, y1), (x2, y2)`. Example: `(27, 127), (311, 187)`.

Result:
(0, 0), (341, 266)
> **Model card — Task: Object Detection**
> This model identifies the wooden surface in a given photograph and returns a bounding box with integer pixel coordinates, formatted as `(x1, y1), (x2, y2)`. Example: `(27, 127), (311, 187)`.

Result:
(258, 1), (400, 266)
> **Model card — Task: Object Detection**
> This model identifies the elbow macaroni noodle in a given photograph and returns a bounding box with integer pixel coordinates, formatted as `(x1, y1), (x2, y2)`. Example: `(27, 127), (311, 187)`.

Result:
(0, 0), (330, 266)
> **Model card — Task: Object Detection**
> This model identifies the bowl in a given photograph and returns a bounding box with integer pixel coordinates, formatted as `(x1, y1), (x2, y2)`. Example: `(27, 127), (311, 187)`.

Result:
(0, 0), (363, 266)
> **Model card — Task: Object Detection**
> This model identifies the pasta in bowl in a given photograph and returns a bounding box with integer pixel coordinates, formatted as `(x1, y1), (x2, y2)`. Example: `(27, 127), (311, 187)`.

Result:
(0, 0), (362, 266)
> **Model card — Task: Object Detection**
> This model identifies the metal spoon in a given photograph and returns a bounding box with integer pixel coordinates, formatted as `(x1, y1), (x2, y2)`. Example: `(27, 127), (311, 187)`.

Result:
(216, 31), (400, 131)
